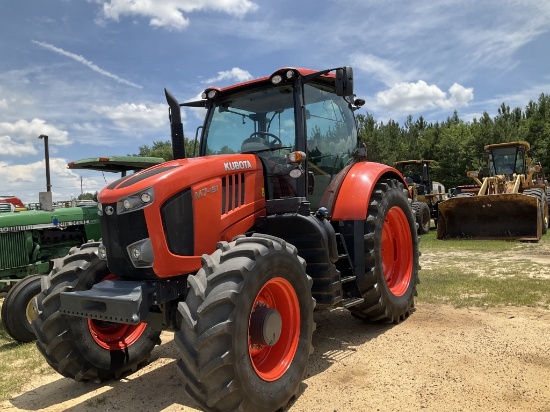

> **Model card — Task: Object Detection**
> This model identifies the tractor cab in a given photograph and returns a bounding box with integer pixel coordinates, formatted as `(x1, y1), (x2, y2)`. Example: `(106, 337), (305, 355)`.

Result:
(179, 67), (362, 209)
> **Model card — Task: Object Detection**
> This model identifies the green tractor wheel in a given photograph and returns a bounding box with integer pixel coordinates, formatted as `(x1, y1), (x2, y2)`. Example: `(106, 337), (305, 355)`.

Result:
(1, 274), (42, 343)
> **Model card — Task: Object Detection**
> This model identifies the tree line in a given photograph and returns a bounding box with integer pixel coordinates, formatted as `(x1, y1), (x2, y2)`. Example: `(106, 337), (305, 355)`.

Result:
(136, 93), (550, 191)
(358, 93), (550, 189)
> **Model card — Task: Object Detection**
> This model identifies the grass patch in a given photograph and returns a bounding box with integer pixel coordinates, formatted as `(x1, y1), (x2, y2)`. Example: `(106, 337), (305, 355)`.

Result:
(417, 229), (550, 308)
(0, 307), (50, 401)
(418, 268), (550, 308)
(419, 229), (550, 252)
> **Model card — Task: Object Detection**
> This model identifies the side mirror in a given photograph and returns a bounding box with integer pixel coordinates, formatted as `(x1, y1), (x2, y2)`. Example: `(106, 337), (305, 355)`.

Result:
(335, 66), (354, 96)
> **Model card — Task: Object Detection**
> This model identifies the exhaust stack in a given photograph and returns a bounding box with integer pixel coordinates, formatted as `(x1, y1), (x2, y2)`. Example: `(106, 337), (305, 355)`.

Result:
(164, 88), (186, 160)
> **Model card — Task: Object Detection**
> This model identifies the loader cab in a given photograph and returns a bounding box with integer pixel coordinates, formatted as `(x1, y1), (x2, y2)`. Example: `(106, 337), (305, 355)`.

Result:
(486, 142), (528, 177)
(193, 67), (359, 209)
(394, 160), (434, 196)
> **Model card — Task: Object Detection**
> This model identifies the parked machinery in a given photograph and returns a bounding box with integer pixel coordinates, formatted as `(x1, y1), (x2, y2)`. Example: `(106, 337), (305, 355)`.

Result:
(394, 160), (445, 234)
(32, 67), (419, 411)
(437, 141), (548, 240)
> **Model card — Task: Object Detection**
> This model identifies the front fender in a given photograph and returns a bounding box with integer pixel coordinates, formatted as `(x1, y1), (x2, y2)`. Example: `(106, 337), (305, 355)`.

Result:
(325, 162), (406, 220)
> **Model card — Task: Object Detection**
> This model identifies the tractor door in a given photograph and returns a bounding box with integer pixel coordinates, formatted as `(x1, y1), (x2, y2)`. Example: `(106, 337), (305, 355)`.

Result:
(303, 83), (357, 209)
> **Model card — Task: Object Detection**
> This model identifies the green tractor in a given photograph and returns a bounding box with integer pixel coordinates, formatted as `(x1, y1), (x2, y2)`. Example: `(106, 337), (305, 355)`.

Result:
(0, 156), (164, 342)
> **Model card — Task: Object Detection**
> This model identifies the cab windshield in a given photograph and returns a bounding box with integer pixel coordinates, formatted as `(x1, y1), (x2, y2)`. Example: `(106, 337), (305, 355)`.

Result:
(203, 82), (356, 163)
(489, 146), (525, 175)
(204, 84), (296, 156)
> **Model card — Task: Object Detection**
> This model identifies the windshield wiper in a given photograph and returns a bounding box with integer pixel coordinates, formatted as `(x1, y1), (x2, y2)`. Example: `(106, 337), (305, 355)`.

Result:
(242, 146), (293, 155)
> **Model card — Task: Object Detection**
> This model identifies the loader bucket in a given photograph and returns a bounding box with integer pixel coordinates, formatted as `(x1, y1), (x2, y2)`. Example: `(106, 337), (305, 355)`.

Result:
(437, 193), (541, 241)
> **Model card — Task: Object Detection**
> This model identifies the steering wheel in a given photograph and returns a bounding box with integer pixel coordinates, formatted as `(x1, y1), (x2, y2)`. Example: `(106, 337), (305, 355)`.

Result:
(248, 131), (282, 147)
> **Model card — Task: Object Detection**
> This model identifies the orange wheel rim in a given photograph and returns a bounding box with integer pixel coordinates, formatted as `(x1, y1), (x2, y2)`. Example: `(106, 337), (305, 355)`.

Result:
(381, 206), (413, 296)
(248, 277), (300, 381)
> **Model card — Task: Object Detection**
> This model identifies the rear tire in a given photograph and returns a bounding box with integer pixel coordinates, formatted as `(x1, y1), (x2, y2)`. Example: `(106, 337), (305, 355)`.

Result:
(175, 234), (315, 412)
(348, 178), (420, 323)
(32, 242), (161, 382)
(412, 201), (431, 234)
(1, 275), (42, 343)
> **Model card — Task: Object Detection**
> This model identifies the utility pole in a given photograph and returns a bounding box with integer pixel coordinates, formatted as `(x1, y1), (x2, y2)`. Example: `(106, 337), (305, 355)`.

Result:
(38, 134), (51, 192)
(38, 134), (53, 210)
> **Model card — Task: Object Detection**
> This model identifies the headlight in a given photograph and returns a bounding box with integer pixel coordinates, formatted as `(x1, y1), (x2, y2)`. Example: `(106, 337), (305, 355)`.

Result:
(126, 238), (154, 268)
(98, 243), (107, 260)
(116, 187), (155, 215)
(271, 74), (283, 85)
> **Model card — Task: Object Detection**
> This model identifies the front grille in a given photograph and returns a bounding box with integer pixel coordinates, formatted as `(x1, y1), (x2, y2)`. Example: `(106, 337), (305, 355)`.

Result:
(222, 173), (245, 214)
(0, 232), (29, 270)
(161, 189), (194, 256)
(100, 206), (156, 279)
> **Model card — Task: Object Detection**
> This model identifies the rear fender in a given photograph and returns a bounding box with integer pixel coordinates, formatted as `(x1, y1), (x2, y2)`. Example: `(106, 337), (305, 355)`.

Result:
(322, 162), (407, 220)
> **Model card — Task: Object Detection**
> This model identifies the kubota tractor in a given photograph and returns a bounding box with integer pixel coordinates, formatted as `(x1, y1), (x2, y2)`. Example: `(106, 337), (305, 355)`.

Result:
(394, 160), (445, 234)
(437, 141), (549, 241)
(32, 67), (419, 411)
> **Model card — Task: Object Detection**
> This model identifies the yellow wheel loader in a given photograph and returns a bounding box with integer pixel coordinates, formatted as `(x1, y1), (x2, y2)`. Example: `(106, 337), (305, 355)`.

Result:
(437, 141), (548, 241)
(394, 160), (446, 234)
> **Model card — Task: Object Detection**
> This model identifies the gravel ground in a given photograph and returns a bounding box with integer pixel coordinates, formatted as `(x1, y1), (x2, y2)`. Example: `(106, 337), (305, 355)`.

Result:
(2, 302), (550, 412)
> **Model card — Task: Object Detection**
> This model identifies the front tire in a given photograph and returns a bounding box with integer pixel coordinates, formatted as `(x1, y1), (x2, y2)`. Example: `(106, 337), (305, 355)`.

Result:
(32, 242), (161, 382)
(412, 201), (431, 234)
(524, 189), (548, 235)
(175, 234), (315, 412)
(1, 275), (42, 343)
(349, 178), (420, 323)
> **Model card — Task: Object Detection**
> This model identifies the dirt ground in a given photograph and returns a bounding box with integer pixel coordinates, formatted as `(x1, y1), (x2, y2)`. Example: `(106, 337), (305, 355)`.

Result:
(1, 303), (549, 412)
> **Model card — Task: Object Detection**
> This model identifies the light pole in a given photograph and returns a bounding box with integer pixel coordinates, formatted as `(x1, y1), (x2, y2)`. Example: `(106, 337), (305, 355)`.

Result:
(38, 134), (51, 192)
(38, 134), (53, 210)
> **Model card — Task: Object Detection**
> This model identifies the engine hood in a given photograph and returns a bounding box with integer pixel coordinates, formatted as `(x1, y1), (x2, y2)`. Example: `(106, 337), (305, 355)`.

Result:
(98, 154), (263, 204)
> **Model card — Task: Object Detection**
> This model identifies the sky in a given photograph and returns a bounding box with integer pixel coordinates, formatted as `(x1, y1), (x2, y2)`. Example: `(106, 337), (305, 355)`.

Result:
(1, 0), (549, 204)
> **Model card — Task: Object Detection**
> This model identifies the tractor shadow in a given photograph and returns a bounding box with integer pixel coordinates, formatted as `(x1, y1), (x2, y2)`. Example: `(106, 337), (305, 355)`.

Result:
(8, 309), (397, 411)
(309, 307), (396, 375)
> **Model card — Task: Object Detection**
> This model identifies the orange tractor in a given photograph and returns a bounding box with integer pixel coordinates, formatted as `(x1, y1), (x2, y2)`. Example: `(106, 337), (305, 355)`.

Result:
(32, 67), (419, 411)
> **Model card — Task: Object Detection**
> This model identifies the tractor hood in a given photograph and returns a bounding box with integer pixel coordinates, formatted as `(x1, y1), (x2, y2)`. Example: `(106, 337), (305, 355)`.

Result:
(0, 206), (99, 232)
(98, 154), (263, 205)
(97, 154), (267, 279)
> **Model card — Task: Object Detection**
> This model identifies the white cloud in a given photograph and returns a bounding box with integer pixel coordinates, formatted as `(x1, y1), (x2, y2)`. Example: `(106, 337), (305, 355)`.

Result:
(376, 81), (474, 113)
(0, 119), (71, 146)
(447, 83), (474, 108)
(98, 0), (259, 31)
(0, 99), (7, 109)
(351, 53), (414, 87)
(0, 157), (110, 204)
(203, 67), (253, 84)
(0, 135), (37, 156)
(32, 40), (142, 89)
(92, 103), (170, 130)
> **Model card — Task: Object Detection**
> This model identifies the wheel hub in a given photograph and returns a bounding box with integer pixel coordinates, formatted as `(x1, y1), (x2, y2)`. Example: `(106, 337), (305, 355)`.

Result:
(249, 305), (282, 346)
